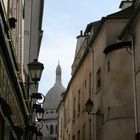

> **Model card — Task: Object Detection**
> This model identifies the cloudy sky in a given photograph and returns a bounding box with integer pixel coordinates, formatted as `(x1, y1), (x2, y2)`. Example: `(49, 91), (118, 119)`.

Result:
(38, 0), (122, 95)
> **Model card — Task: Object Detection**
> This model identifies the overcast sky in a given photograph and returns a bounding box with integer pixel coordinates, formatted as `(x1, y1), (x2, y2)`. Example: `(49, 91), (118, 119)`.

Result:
(38, 0), (122, 95)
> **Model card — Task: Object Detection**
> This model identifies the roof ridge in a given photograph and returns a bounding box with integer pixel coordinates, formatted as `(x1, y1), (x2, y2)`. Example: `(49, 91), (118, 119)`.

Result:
(106, 6), (134, 19)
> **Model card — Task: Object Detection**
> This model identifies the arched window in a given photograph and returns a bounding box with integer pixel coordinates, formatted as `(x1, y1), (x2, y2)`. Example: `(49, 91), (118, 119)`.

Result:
(46, 125), (49, 130)
(50, 125), (54, 135)
(46, 110), (49, 114)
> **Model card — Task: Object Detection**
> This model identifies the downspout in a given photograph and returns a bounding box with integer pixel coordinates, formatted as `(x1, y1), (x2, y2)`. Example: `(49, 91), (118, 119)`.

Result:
(127, 34), (138, 135)
(86, 35), (95, 140)
(87, 35), (93, 98)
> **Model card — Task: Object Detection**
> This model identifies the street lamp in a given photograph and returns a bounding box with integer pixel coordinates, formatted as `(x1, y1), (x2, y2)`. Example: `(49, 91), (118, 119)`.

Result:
(31, 92), (45, 121)
(35, 107), (44, 122)
(26, 121), (43, 140)
(28, 59), (44, 84)
(36, 131), (43, 140)
(34, 121), (43, 140)
(31, 93), (45, 104)
(85, 98), (94, 114)
(24, 59), (45, 140)
(85, 98), (103, 116)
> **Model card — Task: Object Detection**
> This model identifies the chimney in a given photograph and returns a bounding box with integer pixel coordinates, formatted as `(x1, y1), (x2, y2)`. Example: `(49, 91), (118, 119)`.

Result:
(80, 30), (83, 36)
(74, 30), (86, 58)
(76, 30), (84, 39)
(119, 0), (133, 9)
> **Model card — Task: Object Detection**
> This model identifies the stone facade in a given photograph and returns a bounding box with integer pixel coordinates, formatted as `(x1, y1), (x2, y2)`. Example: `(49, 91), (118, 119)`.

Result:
(0, 0), (44, 139)
(118, 0), (140, 138)
(57, 1), (140, 140)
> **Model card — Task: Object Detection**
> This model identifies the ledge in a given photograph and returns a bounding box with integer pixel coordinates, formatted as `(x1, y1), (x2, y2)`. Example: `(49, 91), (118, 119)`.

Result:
(103, 41), (132, 55)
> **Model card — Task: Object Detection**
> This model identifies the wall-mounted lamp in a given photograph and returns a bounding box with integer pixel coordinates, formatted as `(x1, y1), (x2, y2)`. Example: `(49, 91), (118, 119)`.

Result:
(28, 59), (44, 85)
(8, 17), (17, 29)
(85, 98), (103, 116)
(33, 103), (41, 110)
(26, 121), (43, 140)
(31, 93), (45, 104)
(24, 59), (44, 140)
(35, 107), (44, 122)
(85, 98), (93, 114)
(26, 105), (44, 140)
(31, 93), (45, 121)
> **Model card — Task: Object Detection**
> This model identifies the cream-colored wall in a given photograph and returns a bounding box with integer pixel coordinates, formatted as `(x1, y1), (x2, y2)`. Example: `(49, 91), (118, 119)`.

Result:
(132, 12), (140, 133)
(58, 39), (93, 140)
(102, 48), (134, 140)
(92, 20), (135, 140)
(58, 12), (136, 140)
(106, 20), (129, 45)
(69, 52), (93, 140)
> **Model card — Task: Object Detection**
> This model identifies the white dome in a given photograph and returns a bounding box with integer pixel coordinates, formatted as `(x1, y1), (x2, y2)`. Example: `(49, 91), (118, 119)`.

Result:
(43, 63), (65, 110)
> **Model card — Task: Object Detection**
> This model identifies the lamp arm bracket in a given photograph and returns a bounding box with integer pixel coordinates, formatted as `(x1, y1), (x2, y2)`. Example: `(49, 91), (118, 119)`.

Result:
(88, 112), (104, 116)
(23, 82), (36, 85)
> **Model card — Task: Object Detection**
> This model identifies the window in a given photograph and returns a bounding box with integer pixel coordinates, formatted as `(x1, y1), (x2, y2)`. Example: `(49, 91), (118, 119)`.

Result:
(50, 110), (55, 114)
(50, 125), (54, 135)
(77, 130), (80, 140)
(73, 98), (76, 120)
(46, 125), (49, 130)
(96, 109), (102, 140)
(72, 135), (75, 140)
(81, 81), (85, 111)
(89, 119), (92, 140)
(68, 99), (70, 121)
(85, 80), (87, 89)
(89, 72), (91, 97)
(46, 110), (49, 114)
(64, 107), (66, 127)
(107, 61), (110, 72)
(60, 118), (62, 136)
(77, 90), (80, 114)
(96, 68), (101, 89)
(82, 125), (85, 140)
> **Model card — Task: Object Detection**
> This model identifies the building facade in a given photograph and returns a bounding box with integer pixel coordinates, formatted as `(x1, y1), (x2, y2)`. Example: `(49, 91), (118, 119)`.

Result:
(42, 63), (65, 140)
(57, 1), (140, 140)
(0, 0), (44, 140)
(118, 0), (140, 138)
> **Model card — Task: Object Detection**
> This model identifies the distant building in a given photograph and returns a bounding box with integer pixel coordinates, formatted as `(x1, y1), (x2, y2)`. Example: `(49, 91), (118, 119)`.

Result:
(42, 63), (65, 140)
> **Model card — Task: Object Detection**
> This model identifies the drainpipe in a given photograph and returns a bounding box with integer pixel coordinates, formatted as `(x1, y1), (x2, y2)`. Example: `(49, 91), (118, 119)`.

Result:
(127, 34), (139, 139)
(86, 35), (95, 140)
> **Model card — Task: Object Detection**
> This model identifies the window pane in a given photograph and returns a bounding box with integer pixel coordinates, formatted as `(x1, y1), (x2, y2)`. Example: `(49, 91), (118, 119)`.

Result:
(50, 125), (54, 135)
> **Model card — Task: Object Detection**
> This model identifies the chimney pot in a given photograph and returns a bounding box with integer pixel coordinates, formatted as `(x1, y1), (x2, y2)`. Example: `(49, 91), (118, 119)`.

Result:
(80, 30), (83, 36)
